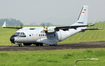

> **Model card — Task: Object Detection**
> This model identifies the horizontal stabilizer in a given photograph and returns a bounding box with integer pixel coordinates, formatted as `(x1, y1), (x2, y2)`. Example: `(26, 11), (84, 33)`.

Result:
(88, 19), (97, 26)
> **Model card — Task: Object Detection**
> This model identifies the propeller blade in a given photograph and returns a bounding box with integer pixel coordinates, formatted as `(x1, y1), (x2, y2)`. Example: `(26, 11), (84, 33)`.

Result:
(20, 22), (23, 28)
(41, 23), (46, 28)
(41, 22), (51, 33)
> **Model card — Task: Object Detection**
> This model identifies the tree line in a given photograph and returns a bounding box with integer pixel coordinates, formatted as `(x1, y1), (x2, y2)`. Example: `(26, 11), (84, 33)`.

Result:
(0, 18), (22, 25)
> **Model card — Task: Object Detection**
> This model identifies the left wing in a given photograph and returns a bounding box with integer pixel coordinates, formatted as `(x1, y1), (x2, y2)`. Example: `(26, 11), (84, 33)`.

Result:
(2, 22), (22, 29)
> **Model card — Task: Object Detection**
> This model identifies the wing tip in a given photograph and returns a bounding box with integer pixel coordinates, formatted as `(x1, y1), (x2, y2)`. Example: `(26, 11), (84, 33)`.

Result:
(2, 22), (6, 28)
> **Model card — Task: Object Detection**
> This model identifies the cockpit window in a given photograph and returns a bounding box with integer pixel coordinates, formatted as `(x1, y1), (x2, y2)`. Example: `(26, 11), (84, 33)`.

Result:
(14, 32), (25, 35)
(21, 32), (25, 35)
(14, 32), (26, 37)
(17, 32), (20, 35)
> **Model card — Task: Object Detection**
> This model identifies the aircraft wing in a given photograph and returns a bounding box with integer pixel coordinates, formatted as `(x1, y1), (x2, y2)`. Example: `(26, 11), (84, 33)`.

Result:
(2, 22), (22, 29)
(82, 28), (102, 31)
(55, 21), (96, 31)
(2, 27), (22, 29)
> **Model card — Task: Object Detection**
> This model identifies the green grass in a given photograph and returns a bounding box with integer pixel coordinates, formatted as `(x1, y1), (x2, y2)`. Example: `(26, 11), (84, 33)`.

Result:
(0, 22), (105, 46)
(0, 48), (105, 66)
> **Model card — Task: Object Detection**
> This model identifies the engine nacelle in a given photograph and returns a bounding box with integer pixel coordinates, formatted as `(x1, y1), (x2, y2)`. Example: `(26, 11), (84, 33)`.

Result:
(47, 27), (55, 33)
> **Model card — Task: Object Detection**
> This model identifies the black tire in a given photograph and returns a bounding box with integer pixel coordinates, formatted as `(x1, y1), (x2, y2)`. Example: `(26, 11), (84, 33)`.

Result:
(40, 43), (43, 46)
(36, 44), (39, 46)
(19, 44), (22, 47)
(54, 44), (57, 46)
(50, 44), (57, 46)
(23, 43), (31, 46)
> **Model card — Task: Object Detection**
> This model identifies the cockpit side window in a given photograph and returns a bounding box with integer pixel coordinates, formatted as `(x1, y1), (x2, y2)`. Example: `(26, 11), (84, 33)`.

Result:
(21, 32), (25, 35)
(23, 33), (25, 35)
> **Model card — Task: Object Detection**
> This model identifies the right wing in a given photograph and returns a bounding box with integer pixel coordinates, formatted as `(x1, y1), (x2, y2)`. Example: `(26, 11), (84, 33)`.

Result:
(55, 21), (96, 31)
(82, 28), (102, 31)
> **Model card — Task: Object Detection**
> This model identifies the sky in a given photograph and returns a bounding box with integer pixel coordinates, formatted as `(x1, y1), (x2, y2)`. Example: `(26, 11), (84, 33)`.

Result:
(0, 0), (105, 25)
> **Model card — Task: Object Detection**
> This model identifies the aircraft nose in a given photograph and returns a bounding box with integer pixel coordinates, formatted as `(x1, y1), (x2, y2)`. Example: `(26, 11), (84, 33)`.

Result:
(10, 35), (16, 44)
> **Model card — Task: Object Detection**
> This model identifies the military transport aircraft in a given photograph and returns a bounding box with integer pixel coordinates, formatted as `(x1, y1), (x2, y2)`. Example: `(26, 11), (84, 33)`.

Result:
(2, 5), (102, 47)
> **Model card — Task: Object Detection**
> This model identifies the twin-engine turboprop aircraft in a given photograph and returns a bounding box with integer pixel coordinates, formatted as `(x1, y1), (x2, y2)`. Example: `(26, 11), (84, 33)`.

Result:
(2, 5), (102, 47)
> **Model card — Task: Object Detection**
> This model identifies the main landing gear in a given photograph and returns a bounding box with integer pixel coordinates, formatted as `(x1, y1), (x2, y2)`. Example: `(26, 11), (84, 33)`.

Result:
(50, 44), (57, 46)
(22, 43), (43, 47)
(23, 43), (31, 46)
(36, 43), (43, 46)
(19, 44), (22, 47)
(18, 43), (57, 47)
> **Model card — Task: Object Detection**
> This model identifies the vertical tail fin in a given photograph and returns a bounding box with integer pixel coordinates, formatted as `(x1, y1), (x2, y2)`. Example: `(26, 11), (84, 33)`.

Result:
(72, 5), (88, 26)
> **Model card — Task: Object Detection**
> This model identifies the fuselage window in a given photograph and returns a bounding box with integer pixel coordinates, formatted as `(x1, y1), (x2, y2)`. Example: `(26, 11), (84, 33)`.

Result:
(39, 34), (45, 36)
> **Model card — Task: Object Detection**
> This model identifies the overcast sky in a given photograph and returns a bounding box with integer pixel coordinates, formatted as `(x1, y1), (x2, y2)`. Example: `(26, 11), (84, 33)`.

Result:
(0, 0), (105, 25)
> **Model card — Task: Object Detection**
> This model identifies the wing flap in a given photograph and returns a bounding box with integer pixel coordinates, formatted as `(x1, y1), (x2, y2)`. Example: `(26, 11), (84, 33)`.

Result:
(55, 22), (96, 31)
(2, 22), (22, 29)
(82, 28), (102, 31)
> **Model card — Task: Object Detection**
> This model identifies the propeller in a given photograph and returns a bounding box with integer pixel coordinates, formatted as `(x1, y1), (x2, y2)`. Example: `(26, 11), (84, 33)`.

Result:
(41, 23), (50, 33)
(19, 22), (23, 30)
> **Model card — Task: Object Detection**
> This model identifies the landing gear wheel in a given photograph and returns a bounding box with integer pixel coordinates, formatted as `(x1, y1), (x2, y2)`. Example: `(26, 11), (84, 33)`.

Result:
(23, 43), (31, 46)
(19, 44), (22, 47)
(36, 44), (39, 46)
(54, 44), (57, 46)
(40, 43), (43, 46)
(50, 44), (57, 46)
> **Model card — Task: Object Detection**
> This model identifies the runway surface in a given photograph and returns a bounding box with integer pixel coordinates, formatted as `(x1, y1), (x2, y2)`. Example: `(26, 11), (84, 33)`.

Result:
(0, 41), (105, 51)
